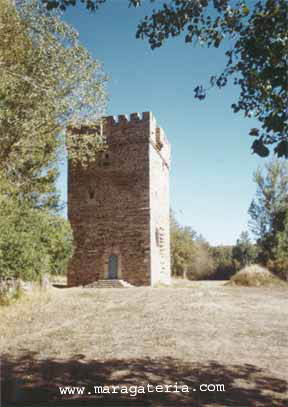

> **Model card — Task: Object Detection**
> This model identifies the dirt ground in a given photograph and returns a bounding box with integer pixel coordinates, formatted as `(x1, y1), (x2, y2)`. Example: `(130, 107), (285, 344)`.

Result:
(1, 282), (287, 406)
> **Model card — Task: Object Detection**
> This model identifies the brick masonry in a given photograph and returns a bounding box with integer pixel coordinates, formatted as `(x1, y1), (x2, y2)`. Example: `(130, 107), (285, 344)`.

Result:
(67, 112), (171, 287)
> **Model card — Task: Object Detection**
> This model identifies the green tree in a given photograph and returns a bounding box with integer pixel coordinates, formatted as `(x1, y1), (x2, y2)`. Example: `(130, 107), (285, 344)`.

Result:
(249, 159), (288, 264)
(210, 245), (236, 279)
(43, 0), (288, 158)
(187, 239), (214, 280)
(0, 0), (107, 198)
(0, 0), (106, 284)
(267, 211), (288, 280)
(0, 194), (73, 281)
(170, 211), (196, 278)
(232, 231), (257, 268)
(275, 214), (288, 259)
(170, 211), (214, 280)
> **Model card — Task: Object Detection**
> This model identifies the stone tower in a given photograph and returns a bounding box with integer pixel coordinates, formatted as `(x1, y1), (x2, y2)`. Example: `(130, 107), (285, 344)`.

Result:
(67, 112), (170, 287)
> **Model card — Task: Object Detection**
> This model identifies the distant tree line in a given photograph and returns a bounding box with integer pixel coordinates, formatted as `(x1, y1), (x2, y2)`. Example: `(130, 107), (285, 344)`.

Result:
(171, 212), (256, 281)
(171, 160), (288, 281)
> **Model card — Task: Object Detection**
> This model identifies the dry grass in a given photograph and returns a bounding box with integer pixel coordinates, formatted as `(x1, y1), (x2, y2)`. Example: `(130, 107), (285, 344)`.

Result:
(171, 278), (228, 288)
(1, 282), (288, 405)
(229, 264), (287, 287)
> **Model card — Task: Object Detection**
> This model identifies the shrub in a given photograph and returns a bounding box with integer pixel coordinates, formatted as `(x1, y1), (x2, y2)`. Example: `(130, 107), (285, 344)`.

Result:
(0, 195), (73, 282)
(267, 259), (288, 282)
(186, 242), (214, 280)
(209, 246), (236, 280)
(229, 264), (286, 287)
(0, 279), (25, 306)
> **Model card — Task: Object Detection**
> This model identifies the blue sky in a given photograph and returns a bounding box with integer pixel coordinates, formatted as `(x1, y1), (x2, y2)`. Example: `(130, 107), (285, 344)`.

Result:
(58, 0), (270, 246)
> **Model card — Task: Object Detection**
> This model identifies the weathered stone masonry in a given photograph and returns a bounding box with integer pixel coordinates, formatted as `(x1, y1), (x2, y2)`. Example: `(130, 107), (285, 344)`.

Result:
(67, 112), (171, 287)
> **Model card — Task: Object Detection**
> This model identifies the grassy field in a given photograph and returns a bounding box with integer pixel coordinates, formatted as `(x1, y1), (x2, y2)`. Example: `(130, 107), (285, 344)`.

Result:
(1, 281), (287, 406)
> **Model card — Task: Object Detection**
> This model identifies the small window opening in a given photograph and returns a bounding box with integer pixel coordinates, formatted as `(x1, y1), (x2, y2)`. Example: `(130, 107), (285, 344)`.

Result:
(88, 188), (95, 199)
(155, 228), (160, 247)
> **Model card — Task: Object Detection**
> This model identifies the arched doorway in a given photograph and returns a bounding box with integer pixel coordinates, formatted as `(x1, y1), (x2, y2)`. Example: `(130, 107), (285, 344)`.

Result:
(108, 254), (118, 279)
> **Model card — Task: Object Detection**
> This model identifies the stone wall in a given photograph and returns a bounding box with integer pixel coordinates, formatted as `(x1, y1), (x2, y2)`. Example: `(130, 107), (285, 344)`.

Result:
(67, 112), (170, 287)
(149, 125), (171, 285)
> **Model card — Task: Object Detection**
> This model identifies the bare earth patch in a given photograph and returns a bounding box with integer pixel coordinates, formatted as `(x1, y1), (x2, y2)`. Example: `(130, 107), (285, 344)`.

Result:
(1, 282), (287, 406)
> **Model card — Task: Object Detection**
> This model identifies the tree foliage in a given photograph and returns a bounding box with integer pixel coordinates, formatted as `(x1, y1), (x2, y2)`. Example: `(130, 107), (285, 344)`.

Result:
(43, 0), (288, 158)
(232, 231), (257, 269)
(170, 212), (196, 277)
(171, 213), (259, 281)
(269, 212), (288, 279)
(210, 245), (236, 279)
(170, 211), (215, 280)
(0, 194), (73, 281)
(0, 0), (107, 197)
(0, 0), (108, 284)
(249, 159), (288, 268)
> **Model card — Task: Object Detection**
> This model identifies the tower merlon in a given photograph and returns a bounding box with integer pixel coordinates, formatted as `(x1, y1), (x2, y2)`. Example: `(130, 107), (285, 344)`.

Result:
(67, 112), (171, 167)
(104, 111), (156, 126)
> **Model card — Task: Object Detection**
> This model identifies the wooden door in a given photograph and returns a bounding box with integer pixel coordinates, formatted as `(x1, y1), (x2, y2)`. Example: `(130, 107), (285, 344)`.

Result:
(108, 255), (118, 279)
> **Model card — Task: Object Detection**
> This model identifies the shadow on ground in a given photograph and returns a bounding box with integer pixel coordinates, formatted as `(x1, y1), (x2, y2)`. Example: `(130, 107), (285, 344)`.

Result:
(1, 353), (287, 407)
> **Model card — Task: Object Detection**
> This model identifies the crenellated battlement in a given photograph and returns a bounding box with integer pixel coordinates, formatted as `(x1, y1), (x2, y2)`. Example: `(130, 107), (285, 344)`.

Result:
(103, 111), (170, 167)
(67, 111), (170, 167)
(104, 111), (153, 126)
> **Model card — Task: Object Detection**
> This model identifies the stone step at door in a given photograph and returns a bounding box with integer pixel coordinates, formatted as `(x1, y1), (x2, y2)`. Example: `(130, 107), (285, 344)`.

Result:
(84, 279), (134, 289)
